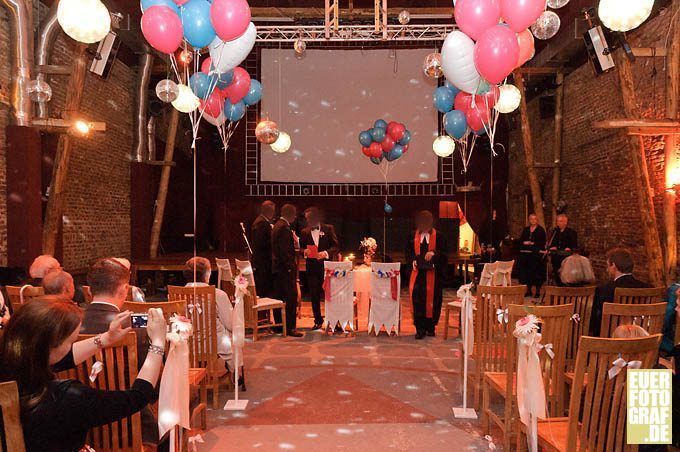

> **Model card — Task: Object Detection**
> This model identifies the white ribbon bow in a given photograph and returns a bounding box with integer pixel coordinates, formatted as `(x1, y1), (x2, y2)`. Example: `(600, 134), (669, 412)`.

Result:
(188, 303), (203, 315)
(496, 308), (508, 324)
(608, 357), (642, 380)
(457, 283), (474, 354)
(537, 343), (554, 359)
(89, 361), (104, 383)
(570, 313), (580, 323)
(188, 434), (205, 452)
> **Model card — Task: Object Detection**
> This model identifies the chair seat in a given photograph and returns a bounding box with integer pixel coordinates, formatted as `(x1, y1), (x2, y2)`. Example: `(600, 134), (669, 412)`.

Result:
(189, 367), (207, 386)
(484, 371), (516, 395)
(255, 297), (284, 309)
(535, 417), (579, 451)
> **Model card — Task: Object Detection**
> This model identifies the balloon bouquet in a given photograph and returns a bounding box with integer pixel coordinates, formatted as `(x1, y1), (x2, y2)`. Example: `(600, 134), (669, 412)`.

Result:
(358, 119), (412, 213)
(431, 0), (564, 169)
(141, 0), (263, 149)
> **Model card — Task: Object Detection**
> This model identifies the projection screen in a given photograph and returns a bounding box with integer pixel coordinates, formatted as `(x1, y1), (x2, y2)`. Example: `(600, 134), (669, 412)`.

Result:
(259, 48), (439, 183)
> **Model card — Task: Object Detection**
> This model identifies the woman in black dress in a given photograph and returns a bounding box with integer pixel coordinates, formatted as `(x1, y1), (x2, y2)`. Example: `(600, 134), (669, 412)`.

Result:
(518, 213), (547, 298)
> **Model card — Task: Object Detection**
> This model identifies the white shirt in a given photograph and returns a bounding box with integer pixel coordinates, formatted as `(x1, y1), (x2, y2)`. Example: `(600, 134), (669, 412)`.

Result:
(420, 231), (430, 245)
(311, 225), (321, 246)
(91, 300), (121, 312)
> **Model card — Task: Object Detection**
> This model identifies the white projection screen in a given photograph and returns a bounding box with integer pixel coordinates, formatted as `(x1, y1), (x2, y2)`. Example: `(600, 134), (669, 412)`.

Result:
(260, 48), (439, 183)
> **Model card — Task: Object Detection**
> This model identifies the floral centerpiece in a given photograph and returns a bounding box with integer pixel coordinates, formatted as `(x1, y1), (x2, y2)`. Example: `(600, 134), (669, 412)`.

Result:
(359, 237), (378, 265)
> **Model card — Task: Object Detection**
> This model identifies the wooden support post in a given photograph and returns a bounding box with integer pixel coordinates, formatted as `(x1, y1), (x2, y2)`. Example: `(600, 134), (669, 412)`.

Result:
(514, 71), (546, 227)
(42, 43), (88, 256)
(552, 73), (564, 227)
(663, 0), (680, 284)
(149, 107), (180, 258)
(614, 49), (665, 286)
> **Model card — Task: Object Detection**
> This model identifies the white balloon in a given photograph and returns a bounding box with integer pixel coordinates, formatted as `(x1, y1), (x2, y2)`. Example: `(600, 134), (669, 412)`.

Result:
(204, 111), (227, 127)
(209, 22), (257, 74)
(441, 31), (481, 94)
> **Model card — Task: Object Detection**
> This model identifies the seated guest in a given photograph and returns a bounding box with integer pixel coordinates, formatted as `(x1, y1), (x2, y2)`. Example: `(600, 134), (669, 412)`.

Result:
(42, 270), (76, 301)
(0, 299), (166, 452)
(27, 254), (61, 284)
(112, 258), (146, 302)
(612, 324), (649, 339)
(592, 248), (650, 335)
(559, 251), (596, 287)
(184, 257), (243, 390)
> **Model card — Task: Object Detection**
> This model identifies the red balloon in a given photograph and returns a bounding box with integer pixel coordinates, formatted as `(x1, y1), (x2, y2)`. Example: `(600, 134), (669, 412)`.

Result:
(473, 24), (520, 84)
(201, 90), (223, 117)
(465, 105), (490, 131)
(386, 121), (398, 136)
(454, 0), (502, 41)
(369, 142), (383, 158)
(501, 0), (546, 33)
(388, 123), (406, 142)
(381, 135), (395, 152)
(201, 57), (212, 74)
(480, 84), (500, 109)
(402, 144), (409, 153)
(516, 29), (535, 67)
(455, 91), (473, 112)
(141, 6), (183, 54)
(361, 146), (372, 157)
(224, 67), (251, 103)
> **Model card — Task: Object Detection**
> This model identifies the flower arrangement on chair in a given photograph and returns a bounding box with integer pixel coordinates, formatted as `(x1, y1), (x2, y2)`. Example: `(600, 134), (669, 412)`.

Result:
(360, 237), (378, 265)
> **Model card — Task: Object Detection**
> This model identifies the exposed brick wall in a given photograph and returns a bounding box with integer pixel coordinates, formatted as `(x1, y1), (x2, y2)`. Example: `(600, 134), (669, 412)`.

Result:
(0, 7), (135, 273)
(508, 9), (680, 282)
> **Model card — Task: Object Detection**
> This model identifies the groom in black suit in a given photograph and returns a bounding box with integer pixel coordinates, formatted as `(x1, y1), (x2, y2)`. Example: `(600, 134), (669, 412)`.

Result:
(300, 207), (339, 330)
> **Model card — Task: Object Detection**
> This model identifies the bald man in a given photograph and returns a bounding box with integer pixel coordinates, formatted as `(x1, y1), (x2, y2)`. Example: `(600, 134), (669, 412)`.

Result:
(42, 270), (76, 301)
(28, 254), (61, 283)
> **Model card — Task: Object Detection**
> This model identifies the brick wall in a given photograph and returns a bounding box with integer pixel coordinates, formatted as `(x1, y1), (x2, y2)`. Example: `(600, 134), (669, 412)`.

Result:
(0, 8), (135, 272)
(508, 9), (679, 282)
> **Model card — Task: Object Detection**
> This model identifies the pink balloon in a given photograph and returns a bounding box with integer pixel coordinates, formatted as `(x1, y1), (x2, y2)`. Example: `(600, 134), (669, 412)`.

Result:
(174, 0), (189, 5)
(201, 56), (212, 74)
(454, 0), (501, 41)
(210, 0), (251, 42)
(465, 105), (490, 131)
(224, 67), (251, 103)
(455, 91), (473, 112)
(500, 0), (546, 33)
(473, 25), (520, 84)
(480, 85), (500, 108)
(201, 90), (223, 117)
(141, 6), (183, 54)
(516, 29), (534, 67)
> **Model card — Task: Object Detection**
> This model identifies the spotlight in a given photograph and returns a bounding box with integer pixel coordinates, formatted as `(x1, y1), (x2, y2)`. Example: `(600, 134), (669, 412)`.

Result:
(432, 136), (455, 157)
(72, 120), (91, 135)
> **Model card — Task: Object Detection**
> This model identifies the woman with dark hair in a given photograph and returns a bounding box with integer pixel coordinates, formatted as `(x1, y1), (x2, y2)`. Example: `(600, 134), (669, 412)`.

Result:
(0, 298), (166, 452)
(517, 213), (547, 298)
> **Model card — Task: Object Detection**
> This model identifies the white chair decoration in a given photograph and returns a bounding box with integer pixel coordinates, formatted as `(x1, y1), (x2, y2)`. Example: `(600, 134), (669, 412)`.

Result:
(323, 261), (355, 332)
(479, 262), (499, 287)
(368, 262), (401, 336)
(216, 258), (234, 291)
(492, 260), (514, 286)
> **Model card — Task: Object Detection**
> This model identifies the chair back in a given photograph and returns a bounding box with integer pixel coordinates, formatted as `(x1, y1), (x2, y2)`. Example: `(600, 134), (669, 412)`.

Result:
(508, 303), (574, 416)
(6, 285), (44, 308)
(565, 334), (661, 452)
(613, 286), (665, 305)
(167, 286), (219, 375)
(323, 261), (354, 330)
(492, 260), (514, 286)
(600, 302), (667, 337)
(368, 262), (401, 334)
(233, 259), (257, 328)
(479, 262), (499, 287)
(543, 285), (595, 372)
(474, 285), (526, 373)
(215, 258), (235, 294)
(0, 381), (26, 452)
(122, 300), (187, 321)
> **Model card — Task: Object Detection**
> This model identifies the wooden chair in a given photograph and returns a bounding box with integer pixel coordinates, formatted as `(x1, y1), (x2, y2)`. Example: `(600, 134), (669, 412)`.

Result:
(482, 303), (573, 452)
(600, 302), (667, 337)
(5, 285), (44, 309)
(470, 284), (526, 410)
(542, 285), (595, 373)
(479, 262), (499, 287)
(234, 259), (287, 341)
(0, 381), (26, 452)
(613, 286), (665, 305)
(167, 285), (223, 409)
(523, 334), (662, 452)
(492, 260), (515, 286)
(122, 301), (187, 320)
(442, 294), (460, 340)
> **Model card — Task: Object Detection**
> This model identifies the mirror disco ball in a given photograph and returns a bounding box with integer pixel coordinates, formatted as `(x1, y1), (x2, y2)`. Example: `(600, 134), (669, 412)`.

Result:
(255, 120), (280, 145)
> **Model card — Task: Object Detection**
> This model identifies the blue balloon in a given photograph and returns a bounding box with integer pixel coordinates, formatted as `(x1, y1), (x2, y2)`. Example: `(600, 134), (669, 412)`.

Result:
(141, 0), (179, 14)
(224, 99), (246, 121)
(370, 127), (386, 142)
(374, 119), (388, 129)
(189, 72), (211, 99)
(444, 80), (461, 97)
(215, 70), (234, 89)
(433, 86), (455, 113)
(370, 156), (383, 165)
(243, 79), (262, 105)
(359, 130), (373, 147)
(384, 202), (393, 214)
(386, 144), (404, 161)
(474, 127), (487, 136)
(181, 0), (216, 49)
(444, 110), (468, 140)
(398, 130), (411, 146)
(477, 79), (491, 94)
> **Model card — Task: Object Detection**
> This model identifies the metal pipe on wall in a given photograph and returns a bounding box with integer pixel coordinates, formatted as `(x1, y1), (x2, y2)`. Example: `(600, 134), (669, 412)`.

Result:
(146, 115), (156, 161)
(2, 0), (34, 126)
(35, 3), (60, 119)
(133, 51), (153, 162)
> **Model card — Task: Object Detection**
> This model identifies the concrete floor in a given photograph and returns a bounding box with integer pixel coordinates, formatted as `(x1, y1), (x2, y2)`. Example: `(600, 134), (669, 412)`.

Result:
(194, 290), (502, 451)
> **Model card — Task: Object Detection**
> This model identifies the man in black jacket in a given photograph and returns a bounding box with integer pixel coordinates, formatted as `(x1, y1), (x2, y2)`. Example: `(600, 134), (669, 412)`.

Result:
(300, 207), (340, 330)
(592, 247), (650, 335)
(272, 204), (304, 337)
(547, 214), (578, 285)
(251, 200), (276, 297)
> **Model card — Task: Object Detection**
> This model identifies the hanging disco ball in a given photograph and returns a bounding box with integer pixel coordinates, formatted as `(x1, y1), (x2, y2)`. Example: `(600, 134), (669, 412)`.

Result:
(531, 11), (561, 40)
(256, 120), (280, 145)
(422, 52), (443, 79)
(270, 131), (291, 153)
(294, 39), (306, 56)
(26, 79), (53, 103)
(547, 0), (570, 8)
(155, 79), (179, 103)
(179, 49), (193, 65)
(398, 10), (411, 25)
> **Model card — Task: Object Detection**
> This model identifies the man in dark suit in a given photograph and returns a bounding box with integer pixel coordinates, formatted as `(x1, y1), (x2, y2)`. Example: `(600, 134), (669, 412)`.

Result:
(300, 207), (340, 330)
(406, 210), (448, 339)
(251, 200), (276, 298)
(547, 214), (578, 285)
(592, 247), (650, 335)
(272, 204), (304, 337)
